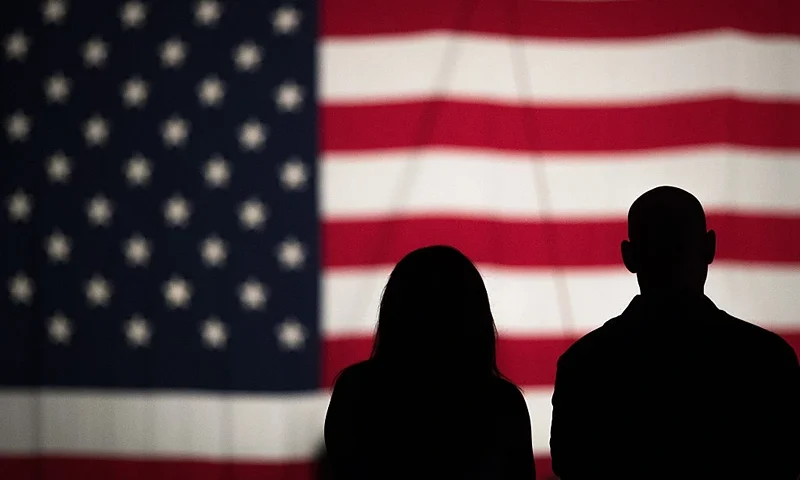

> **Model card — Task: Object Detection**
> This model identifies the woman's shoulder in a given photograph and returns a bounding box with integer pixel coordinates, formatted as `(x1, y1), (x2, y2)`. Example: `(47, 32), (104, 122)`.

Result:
(332, 360), (375, 391)
(488, 376), (528, 409)
(490, 375), (522, 394)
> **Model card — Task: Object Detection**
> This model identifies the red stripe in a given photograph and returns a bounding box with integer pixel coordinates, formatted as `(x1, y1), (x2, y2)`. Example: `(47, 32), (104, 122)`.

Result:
(322, 99), (800, 153)
(0, 456), (316, 480)
(322, 333), (800, 388)
(322, 214), (800, 268)
(321, 0), (800, 38)
(322, 335), (574, 388)
(0, 456), (556, 479)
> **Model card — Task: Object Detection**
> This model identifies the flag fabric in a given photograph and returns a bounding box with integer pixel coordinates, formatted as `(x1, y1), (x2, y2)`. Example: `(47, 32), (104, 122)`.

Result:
(1, 0), (799, 479)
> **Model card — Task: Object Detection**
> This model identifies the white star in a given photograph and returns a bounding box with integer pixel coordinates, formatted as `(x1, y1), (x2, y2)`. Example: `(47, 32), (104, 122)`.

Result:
(122, 76), (149, 108)
(8, 272), (34, 305)
(85, 274), (112, 307)
(86, 194), (113, 227)
(7, 189), (33, 222)
(6, 110), (32, 142)
(197, 75), (225, 107)
(238, 119), (267, 151)
(161, 115), (189, 147)
(279, 158), (308, 191)
(194, 0), (223, 26)
(83, 114), (109, 147)
(200, 234), (227, 267)
(203, 155), (230, 188)
(4, 31), (30, 61)
(48, 312), (72, 345)
(201, 316), (228, 350)
(124, 153), (152, 187)
(46, 151), (72, 183)
(276, 237), (306, 271)
(42, 0), (68, 24)
(164, 194), (191, 227)
(238, 198), (268, 230)
(120, 1), (147, 29)
(159, 37), (187, 68)
(275, 317), (307, 351)
(163, 275), (192, 309)
(44, 72), (71, 103)
(275, 80), (304, 113)
(45, 230), (71, 263)
(272, 5), (302, 35)
(82, 37), (109, 68)
(124, 314), (151, 348)
(123, 234), (151, 267)
(233, 41), (262, 72)
(238, 278), (268, 311)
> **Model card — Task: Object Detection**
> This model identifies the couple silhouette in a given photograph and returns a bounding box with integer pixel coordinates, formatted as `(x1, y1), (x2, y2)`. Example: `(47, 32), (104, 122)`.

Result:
(323, 186), (800, 480)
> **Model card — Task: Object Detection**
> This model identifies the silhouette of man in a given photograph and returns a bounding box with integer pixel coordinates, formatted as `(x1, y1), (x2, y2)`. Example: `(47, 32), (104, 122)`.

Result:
(549, 186), (800, 479)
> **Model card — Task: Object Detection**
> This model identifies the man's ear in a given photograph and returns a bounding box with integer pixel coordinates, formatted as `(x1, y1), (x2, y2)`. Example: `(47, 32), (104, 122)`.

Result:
(704, 229), (716, 265)
(621, 240), (637, 274)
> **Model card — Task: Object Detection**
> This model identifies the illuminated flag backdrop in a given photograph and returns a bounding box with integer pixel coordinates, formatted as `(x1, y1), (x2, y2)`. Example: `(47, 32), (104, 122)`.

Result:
(1, 0), (799, 478)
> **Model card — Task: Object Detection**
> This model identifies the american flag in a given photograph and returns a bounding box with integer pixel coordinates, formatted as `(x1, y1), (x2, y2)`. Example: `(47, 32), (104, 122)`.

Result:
(1, 0), (799, 478)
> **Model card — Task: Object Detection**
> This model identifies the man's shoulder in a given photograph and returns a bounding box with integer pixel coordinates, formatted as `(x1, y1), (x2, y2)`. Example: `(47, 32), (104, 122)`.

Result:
(558, 314), (625, 366)
(716, 310), (798, 361)
(558, 305), (797, 367)
(717, 309), (778, 338)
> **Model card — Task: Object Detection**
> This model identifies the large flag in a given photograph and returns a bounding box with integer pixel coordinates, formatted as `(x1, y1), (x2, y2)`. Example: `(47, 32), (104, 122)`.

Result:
(1, 0), (799, 478)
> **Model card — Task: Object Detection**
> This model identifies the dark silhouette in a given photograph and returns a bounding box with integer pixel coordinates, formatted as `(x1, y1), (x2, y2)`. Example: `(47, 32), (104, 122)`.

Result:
(314, 442), (331, 480)
(324, 245), (535, 479)
(550, 186), (800, 479)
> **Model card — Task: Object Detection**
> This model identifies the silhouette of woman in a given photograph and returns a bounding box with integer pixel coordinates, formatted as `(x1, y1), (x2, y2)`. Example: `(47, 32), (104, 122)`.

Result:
(324, 245), (535, 479)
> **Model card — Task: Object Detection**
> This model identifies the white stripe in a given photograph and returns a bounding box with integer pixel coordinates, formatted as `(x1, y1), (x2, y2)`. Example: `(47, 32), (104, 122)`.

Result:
(322, 264), (800, 336)
(322, 147), (800, 219)
(0, 390), (329, 460)
(320, 31), (800, 103)
(0, 388), (554, 457)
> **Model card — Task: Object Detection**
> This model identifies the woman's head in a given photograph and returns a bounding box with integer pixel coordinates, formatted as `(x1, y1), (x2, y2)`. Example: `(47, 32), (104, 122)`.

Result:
(370, 245), (499, 378)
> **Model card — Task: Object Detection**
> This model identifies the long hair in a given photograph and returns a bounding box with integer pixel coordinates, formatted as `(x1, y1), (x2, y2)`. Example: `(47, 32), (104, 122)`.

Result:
(369, 245), (501, 380)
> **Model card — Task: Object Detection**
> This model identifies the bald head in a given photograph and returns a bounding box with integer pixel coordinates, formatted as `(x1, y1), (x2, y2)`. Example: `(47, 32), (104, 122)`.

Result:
(628, 186), (706, 247)
(622, 186), (715, 294)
